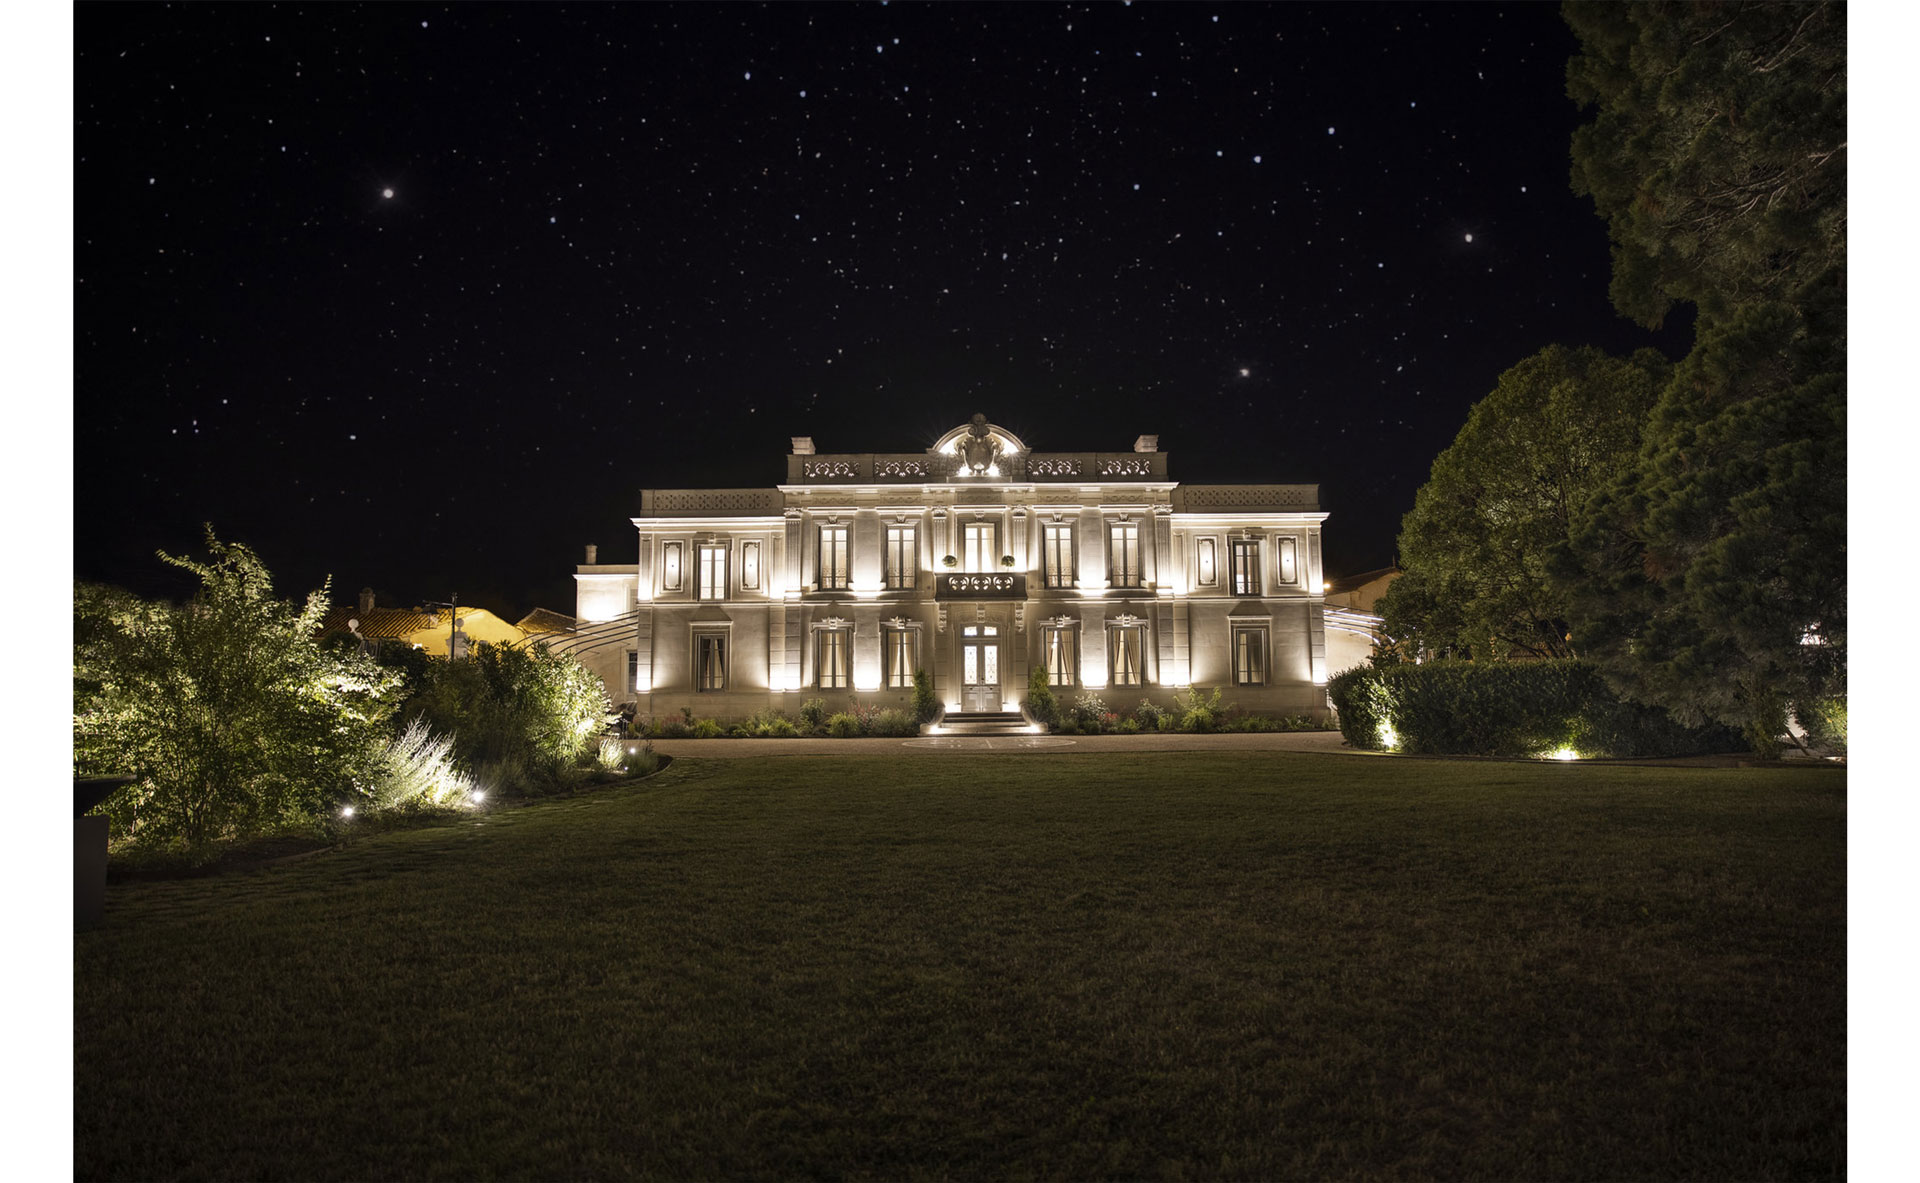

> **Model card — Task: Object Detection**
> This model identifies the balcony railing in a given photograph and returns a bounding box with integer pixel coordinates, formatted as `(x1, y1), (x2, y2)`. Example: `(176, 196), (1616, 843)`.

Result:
(934, 573), (1027, 600)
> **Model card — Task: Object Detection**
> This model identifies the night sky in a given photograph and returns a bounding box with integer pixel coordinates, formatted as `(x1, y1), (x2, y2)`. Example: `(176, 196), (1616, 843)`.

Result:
(74, 1), (1695, 618)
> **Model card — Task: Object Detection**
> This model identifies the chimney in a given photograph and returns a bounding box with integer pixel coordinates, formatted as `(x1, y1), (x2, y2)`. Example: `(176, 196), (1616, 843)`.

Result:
(1133, 434), (1160, 454)
(358, 587), (375, 616)
(584, 544), (599, 565)
(791, 436), (816, 455)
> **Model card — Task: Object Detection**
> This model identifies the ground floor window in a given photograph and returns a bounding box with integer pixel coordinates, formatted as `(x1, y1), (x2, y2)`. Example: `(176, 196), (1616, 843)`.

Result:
(627, 650), (640, 694)
(1109, 624), (1146, 687)
(695, 633), (727, 691)
(817, 628), (851, 689)
(1043, 626), (1077, 687)
(1233, 626), (1267, 686)
(884, 628), (917, 689)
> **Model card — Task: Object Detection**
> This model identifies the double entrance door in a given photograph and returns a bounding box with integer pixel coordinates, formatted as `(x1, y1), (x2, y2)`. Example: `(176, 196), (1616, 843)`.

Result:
(960, 624), (1000, 712)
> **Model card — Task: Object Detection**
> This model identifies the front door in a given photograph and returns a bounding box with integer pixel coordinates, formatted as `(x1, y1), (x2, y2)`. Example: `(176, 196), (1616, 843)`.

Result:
(961, 624), (1000, 712)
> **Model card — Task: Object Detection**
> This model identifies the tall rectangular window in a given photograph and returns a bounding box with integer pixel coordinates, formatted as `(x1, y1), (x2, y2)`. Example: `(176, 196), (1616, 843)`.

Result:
(1196, 537), (1217, 587)
(1108, 625), (1146, 686)
(696, 634), (727, 691)
(884, 628), (917, 689)
(1233, 627), (1267, 686)
(1042, 626), (1077, 687)
(697, 545), (728, 601)
(819, 525), (849, 590)
(627, 650), (640, 694)
(885, 526), (916, 589)
(1230, 540), (1261, 596)
(963, 522), (995, 572)
(1043, 524), (1074, 589)
(817, 628), (851, 689)
(1109, 523), (1141, 588)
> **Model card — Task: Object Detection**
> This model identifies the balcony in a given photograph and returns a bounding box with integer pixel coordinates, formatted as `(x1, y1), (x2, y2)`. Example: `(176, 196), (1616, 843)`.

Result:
(934, 572), (1027, 600)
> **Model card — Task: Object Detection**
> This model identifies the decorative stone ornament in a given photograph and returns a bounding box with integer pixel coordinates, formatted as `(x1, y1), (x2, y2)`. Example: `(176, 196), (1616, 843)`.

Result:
(958, 412), (1002, 476)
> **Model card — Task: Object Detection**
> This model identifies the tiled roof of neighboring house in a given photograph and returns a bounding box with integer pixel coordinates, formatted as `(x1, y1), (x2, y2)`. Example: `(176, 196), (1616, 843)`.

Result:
(318, 605), (440, 641)
(516, 607), (576, 635)
(1324, 567), (1400, 595)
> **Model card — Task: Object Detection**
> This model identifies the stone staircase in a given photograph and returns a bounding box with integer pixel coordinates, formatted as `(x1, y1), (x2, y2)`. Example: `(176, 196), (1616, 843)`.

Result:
(925, 710), (1034, 736)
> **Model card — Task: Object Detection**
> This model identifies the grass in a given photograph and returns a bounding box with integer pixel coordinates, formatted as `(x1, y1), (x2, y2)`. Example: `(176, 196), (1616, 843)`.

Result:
(74, 752), (1845, 1180)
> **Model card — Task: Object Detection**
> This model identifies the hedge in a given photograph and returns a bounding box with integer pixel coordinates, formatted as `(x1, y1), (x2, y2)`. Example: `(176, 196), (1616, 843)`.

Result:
(1326, 660), (1741, 758)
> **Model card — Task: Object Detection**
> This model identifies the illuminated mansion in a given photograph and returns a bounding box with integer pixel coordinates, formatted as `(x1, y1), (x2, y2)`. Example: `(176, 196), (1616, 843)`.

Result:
(567, 415), (1334, 721)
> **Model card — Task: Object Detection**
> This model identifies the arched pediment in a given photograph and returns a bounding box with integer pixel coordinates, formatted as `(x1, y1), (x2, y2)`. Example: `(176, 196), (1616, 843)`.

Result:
(928, 413), (1029, 477)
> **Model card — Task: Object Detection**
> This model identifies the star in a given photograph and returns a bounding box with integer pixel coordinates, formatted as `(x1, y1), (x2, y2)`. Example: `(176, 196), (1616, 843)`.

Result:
(382, 188), (394, 199)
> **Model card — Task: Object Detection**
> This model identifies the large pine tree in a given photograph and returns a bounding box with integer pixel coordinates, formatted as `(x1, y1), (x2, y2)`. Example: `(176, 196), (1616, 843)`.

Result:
(1552, 1), (1845, 749)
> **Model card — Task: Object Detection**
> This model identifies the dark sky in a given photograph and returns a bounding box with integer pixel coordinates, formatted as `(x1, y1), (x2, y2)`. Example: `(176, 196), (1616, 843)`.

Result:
(74, 1), (1693, 618)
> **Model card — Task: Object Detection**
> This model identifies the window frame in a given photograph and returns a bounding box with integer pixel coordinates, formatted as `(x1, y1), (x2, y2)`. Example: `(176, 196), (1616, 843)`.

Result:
(1042, 523), (1075, 589)
(694, 632), (728, 692)
(1108, 623), (1146, 687)
(885, 526), (916, 590)
(816, 627), (852, 689)
(883, 627), (918, 689)
(1229, 539), (1262, 597)
(1109, 521), (1141, 589)
(1232, 625), (1267, 686)
(1042, 624), (1077, 687)
(818, 524), (850, 591)
(696, 544), (728, 602)
(962, 521), (997, 573)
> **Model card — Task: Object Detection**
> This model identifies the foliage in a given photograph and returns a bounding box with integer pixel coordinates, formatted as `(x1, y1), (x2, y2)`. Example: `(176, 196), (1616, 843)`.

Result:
(1797, 698), (1846, 756)
(403, 641), (611, 794)
(1025, 668), (1059, 729)
(1173, 686), (1228, 733)
(1555, 2), (1846, 752)
(866, 708), (920, 738)
(1328, 660), (1739, 758)
(912, 669), (940, 724)
(1378, 345), (1668, 661)
(1565, 1), (1846, 330)
(73, 529), (401, 843)
(594, 736), (627, 772)
(826, 712), (863, 738)
(1067, 691), (1108, 732)
(1133, 699), (1169, 731)
(689, 717), (724, 739)
(800, 697), (829, 731)
(369, 717), (476, 810)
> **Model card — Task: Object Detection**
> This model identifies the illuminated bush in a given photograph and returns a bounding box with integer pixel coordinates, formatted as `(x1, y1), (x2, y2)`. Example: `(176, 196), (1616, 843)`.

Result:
(402, 642), (612, 793)
(1327, 661), (1740, 757)
(595, 736), (626, 772)
(826, 712), (862, 738)
(1025, 668), (1059, 729)
(371, 717), (476, 810)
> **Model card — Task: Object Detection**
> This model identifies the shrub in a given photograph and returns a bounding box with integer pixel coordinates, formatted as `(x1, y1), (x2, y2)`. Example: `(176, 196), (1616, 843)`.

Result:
(1797, 698), (1847, 754)
(826, 712), (862, 738)
(654, 719), (691, 739)
(1327, 660), (1741, 757)
(1134, 699), (1169, 730)
(402, 641), (611, 794)
(1174, 686), (1227, 733)
(800, 698), (829, 732)
(867, 708), (919, 737)
(1026, 668), (1060, 729)
(73, 533), (402, 843)
(594, 736), (626, 772)
(689, 717), (724, 739)
(912, 669), (941, 725)
(369, 717), (476, 810)
(759, 714), (800, 738)
(1118, 717), (1140, 735)
(1069, 691), (1108, 732)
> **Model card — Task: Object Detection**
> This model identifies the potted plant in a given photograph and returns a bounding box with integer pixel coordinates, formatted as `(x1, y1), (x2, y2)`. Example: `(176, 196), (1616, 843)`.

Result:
(1000, 554), (1016, 568)
(942, 554), (959, 569)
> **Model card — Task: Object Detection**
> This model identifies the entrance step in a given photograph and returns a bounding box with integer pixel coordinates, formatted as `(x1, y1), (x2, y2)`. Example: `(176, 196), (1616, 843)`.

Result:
(926, 711), (1035, 736)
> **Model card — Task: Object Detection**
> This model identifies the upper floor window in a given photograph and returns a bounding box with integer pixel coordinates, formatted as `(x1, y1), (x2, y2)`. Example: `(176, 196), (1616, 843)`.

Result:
(819, 525), (849, 590)
(885, 526), (916, 590)
(1042, 524), (1074, 589)
(817, 628), (851, 689)
(1230, 540), (1261, 597)
(963, 522), (996, 573)
(697, 544), (728, 601)
(1109, 522), (1141, 588)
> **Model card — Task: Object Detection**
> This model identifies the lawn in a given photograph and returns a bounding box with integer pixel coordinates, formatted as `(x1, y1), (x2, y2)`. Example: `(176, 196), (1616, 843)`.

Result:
(74, 752), (1845, 1180)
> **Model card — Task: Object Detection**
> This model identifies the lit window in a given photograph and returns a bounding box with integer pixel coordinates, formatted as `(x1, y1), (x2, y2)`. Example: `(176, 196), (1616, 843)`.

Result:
(695, 634), (727, 691)
(963, 522), (995, 572)
(1233, 626), (1266, 686)
(627, 650), (641, 693)
(1230, 540), (1261, 596)
(1043, 625), (1077, 687)
(697, 545), (728, 601)
(1109, 522), (1141, 588)
(819, 525), (849, 590)
(885, 527), (916, 589)
(1043, 524), (1074, 589)
(1109, 624), (1146, 686)
(884, 628), (917, 688)
(817, 628), (851, 689)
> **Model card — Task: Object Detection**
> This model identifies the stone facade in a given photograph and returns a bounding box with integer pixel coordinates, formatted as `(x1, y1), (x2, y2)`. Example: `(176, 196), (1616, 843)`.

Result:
(566, 417), (1332, 721)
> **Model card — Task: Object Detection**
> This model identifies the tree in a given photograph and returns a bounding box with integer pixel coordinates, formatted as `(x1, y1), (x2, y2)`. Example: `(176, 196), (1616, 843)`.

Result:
(401, 641), (611, 792)
(1553, 1), (1846, 749)
(1564, 1), (1846, 330)
(1377, 345), (1669, 661)
(73, 529), (401, 843)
